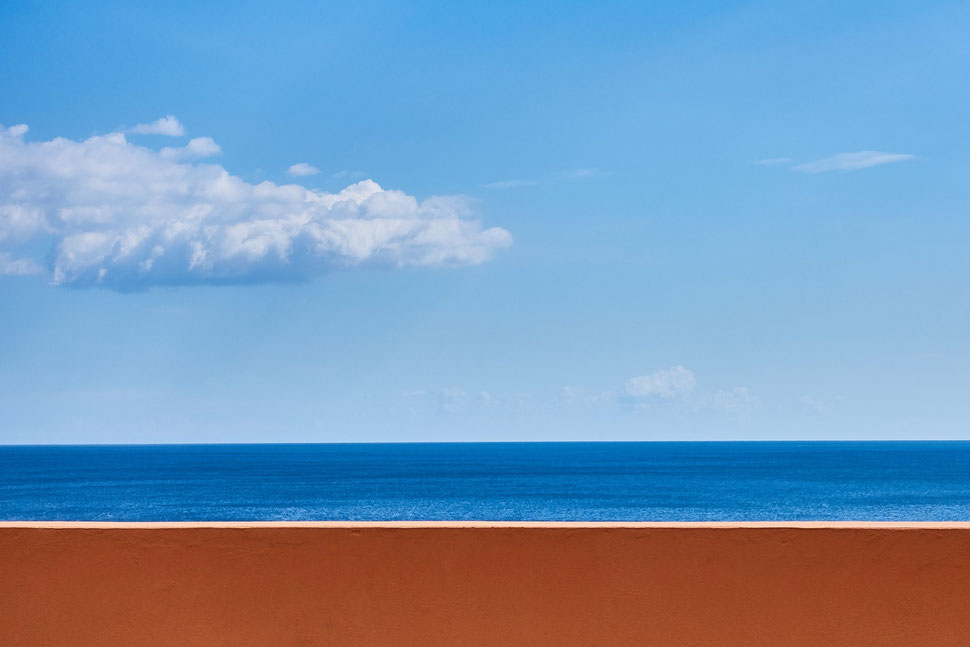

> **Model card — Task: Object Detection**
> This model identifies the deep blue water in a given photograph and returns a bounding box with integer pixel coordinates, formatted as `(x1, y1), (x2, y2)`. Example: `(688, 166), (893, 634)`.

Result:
(2, 442), (970, 521)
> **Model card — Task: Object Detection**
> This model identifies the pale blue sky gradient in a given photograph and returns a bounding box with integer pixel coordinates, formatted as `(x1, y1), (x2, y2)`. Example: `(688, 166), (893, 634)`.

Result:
(1, 0), (968, 441)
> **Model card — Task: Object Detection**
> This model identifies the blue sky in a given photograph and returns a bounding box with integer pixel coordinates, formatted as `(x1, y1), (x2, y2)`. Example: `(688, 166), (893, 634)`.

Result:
(1, 0), (968, 442)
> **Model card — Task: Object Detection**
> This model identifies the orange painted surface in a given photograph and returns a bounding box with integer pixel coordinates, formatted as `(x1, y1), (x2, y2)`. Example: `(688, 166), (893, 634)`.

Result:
(2, 523), (970, 646)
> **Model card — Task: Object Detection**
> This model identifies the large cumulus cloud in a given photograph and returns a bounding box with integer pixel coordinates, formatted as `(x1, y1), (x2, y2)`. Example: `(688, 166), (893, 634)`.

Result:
(0, 122), (511, 288)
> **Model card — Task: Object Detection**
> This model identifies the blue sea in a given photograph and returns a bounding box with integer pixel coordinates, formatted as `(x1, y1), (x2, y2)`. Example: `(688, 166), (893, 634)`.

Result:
(2, 442), (970, 521)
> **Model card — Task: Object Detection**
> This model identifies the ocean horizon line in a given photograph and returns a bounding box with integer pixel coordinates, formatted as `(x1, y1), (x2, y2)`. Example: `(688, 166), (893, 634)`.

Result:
(4, 439), (970, 447)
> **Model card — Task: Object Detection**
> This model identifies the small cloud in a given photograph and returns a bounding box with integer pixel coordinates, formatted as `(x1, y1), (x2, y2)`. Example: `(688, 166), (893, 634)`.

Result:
(478, 390), (499, 409)
(439, 386), (468, 413)
(625, 366), (696, 400)
(559, 386), (615, 407)
(130, 115), (185, 137)
(483, 179), (538, 189)
(159, 137), (221, 160)
(0, 252), (43, 276)
(435, 386), (506, 412)
(710, 387), (760, 413)
(288, 162), (320, 177)
(793, 151), (915, 173)
(558, 168), (606, 180)
(753, 157), (792, 166)
(798, 395), (826, 413)
(559, 386), (581, 402)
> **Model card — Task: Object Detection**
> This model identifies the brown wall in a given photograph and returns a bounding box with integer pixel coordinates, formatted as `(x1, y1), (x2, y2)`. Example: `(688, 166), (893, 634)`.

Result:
(2, 522), (970, 646)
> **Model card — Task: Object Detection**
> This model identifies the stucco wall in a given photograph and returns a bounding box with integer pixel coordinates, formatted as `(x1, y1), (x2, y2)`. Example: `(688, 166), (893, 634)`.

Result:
(2, 522), (969, 646)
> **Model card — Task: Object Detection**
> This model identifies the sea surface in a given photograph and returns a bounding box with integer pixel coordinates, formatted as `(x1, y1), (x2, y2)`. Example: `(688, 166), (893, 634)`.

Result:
(2, 442), (970, 521)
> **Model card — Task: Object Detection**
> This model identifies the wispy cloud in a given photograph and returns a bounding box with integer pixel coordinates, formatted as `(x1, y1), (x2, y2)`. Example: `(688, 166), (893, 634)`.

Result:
(436, 386), (508, 413)
(792, 151), (915, 173)
(0, 121), (512, 289)
(288, 162), (320, 177)
(332, 170), (365, 181)
(0, 252), (43, 276)
(484, 168), (607, 189)
(396, 373), (760, 418)
(558, 168), (607, 180)
(559, 386), (582, 402)
(625, 366), (696, 400)
(753, 157), (793, 166)
(439, 386), (469, 413)
(129, 115), (185, 137)
(483, 179), (538, 189)
(709, 387), (760, 413)
(395, 389), (428, 399)
(798, 395), (826, 412)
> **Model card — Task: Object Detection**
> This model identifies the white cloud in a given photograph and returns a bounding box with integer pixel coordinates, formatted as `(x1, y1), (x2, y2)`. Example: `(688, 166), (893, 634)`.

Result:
(793, 151), (915, 173)
(160, 137), (221, 160)
(0, 122), (512, 289)
(130, 115), (185, 137)
(0, 252), (43, 276)
(288, 162), (320, 177)
(625, 366), (696, 399)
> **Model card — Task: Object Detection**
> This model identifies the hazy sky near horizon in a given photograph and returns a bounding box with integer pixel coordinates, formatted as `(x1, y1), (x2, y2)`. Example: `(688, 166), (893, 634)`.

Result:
(2, 0), (969, 442)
